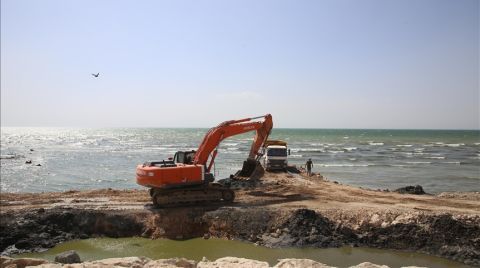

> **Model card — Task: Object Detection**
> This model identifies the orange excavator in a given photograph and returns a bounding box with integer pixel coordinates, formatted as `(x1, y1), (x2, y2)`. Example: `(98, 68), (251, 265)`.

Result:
(136, 114), (273, 207)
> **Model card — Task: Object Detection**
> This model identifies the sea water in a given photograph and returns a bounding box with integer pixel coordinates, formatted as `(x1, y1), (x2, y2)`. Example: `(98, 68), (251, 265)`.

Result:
(16, 237), (473, 268)
(1, 128), (479, 193)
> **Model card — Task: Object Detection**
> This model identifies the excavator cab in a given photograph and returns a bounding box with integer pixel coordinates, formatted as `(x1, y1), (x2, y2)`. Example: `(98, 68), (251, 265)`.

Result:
(173, 150), (196, 164)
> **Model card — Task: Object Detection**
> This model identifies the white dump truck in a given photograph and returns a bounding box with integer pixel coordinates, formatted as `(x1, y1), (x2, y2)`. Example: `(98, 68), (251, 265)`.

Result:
(263, 140), (289, 171)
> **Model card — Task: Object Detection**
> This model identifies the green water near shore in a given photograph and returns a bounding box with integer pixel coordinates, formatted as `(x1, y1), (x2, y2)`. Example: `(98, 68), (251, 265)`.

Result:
(17, 237), (473, 268)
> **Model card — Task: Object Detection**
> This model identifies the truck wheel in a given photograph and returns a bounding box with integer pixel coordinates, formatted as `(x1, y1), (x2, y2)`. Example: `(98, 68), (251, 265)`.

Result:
(222, 190), (235, 203)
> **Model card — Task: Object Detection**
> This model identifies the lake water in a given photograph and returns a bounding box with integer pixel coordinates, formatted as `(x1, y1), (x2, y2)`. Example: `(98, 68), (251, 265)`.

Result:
(16, 237), (473, 268)
(1, 128), (479, 193)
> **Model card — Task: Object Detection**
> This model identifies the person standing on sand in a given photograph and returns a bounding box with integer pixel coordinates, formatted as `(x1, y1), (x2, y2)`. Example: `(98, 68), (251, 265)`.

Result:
(306, 158), (313, 176)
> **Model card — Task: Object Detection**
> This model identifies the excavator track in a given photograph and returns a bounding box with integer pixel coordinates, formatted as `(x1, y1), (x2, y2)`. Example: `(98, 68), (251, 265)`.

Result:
(149, 183), (235, 208)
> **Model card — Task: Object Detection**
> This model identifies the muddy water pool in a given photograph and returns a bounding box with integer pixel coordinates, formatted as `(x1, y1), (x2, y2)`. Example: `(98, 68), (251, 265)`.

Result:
(16, 237), (473, 268)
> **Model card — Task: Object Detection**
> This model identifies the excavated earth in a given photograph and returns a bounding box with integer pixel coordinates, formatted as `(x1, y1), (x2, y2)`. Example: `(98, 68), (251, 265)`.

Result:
(1, 172), (479, 266)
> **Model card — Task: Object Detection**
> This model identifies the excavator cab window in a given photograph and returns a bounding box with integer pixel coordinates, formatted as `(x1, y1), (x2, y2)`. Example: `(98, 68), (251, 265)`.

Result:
(185, 151), (195, 164)
(174, 150), (196, 164)
(174, 152), (185, 164)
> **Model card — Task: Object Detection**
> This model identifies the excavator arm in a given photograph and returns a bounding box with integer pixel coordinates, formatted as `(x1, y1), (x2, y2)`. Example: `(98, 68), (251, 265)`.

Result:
(193, 114), (273, 172)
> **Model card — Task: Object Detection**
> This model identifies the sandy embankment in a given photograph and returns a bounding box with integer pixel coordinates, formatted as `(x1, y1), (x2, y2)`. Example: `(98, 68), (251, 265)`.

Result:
(1, 171), (479, 266)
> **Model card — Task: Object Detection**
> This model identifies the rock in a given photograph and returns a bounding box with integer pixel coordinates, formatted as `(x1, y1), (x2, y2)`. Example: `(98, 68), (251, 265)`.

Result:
(15, 239), (33, 249)
(83, 257), (150, 267)
(54, 250), (81, 264)
(197, 257), (269, 268)
(349, 262), (389, 268)
(394, 185), (426, 195)
(145, 257), (196, 268)
(0, 256), (50, 268)
(35, 164), (42, 167)
(25, 160), (32, 164)
(79, 234), (89, 239)
(38, 232), (50, 239)
(275, 258), (333, 268)
(30, 149), (35, 151)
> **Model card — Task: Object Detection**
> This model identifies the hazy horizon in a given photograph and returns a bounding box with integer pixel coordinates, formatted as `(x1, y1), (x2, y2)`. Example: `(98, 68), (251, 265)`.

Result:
(1, 0), (479, 129)
(1, 125), (479, 131)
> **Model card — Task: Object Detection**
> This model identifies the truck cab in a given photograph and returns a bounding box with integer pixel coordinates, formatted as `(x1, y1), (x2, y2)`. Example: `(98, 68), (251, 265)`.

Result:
(263, 140), (289, 171)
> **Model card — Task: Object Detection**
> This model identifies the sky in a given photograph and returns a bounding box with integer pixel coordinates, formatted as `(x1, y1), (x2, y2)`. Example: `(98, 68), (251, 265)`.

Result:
(1, 0), (479, 129)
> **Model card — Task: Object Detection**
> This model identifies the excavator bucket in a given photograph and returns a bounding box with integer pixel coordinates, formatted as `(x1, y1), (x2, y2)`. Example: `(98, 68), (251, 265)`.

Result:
(236, 158), (264, 179)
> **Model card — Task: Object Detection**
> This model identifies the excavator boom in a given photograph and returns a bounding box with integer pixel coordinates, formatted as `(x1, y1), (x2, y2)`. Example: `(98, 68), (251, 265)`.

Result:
(193, 114), (273, 172)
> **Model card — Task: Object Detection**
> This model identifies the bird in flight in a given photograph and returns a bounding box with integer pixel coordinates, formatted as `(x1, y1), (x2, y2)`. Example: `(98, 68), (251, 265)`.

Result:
(92, 73), (100, 77)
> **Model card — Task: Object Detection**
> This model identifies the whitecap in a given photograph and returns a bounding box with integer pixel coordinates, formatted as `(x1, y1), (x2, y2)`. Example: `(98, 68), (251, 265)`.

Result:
(296, 148), (325, 153)
(310, 143), (324, 146)
(396, 144), (413, 147)
(446, 143), (464, 147)
(321, 164), (369, 167)
(369, 142), (384, 146)
(343, 147), (357, 152)
(425, 156), (445, 159)
(0, 155), (16, 159)
(223, 143), (239, 146)
(149, 147), (169, 150)
(328, 150), (344, 154)
(406, 161), (431, 165)
(225, 151), (242, 154)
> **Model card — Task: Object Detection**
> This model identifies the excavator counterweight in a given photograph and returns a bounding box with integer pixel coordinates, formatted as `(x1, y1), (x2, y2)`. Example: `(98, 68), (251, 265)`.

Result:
(136, 114), (273, 207)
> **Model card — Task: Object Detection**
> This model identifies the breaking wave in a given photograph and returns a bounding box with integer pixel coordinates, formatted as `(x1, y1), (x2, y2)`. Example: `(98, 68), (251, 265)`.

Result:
(369, 142), (384, 146)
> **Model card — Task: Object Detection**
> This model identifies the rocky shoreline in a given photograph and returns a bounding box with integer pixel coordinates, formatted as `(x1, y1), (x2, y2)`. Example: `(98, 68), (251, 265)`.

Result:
(1, 172), (479, 266)
(0, 255), (433, 268)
